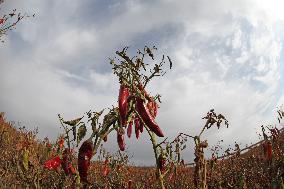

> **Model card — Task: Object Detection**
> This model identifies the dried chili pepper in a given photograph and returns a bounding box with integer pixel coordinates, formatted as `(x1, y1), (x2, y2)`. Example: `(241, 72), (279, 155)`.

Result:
(44, 156), (62, 170)
(147, 99), (158, 118)
(135, 118), (140, 139)
(127, 120), (133, 138)
(139, 120), (144, 133)
(134, 116), (143, 133)
(118, 84), (130, 127)
(117, 130), (126, 151)
(136, 98), (164, 137)
(78, 140), (93, 183)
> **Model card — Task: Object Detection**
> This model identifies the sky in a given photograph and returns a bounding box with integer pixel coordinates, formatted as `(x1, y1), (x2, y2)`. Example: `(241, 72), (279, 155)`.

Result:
(1, 0), (284, 165)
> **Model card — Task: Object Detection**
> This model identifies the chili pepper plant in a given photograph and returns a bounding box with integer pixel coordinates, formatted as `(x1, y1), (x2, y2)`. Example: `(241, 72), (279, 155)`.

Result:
(109, 46), (173, 189)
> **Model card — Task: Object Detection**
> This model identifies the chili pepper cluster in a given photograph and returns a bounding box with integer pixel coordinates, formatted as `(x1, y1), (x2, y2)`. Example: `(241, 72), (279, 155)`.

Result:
(43, 138), (93, 183)
(116, 82), (164, 151)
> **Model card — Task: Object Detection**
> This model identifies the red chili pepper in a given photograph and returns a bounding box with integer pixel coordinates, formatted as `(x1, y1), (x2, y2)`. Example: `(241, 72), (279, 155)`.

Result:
(136, 98), (164, 137)
(44, 156), (62, 170)
(135, 118), (140, 139)
(127, 120), (133, 138)
(139, 120), (144, 133)
(78, 140), (93, 183)
(118, 84), (130, 127)
(134, 116), (144, 133)
(147, 100), (158, 118)
(147, 101), (153, 115)
(117, 131), (126, 151)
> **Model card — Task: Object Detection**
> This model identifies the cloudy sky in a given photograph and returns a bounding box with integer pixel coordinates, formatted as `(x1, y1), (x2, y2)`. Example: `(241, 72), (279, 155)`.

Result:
(1, 0), (284, 165)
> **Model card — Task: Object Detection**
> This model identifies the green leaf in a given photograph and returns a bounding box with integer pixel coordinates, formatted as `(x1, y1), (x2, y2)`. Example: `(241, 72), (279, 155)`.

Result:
(102, 108), (118, 129)
(77, 124), (87, 145)
(63, 117), (83, 126)
(22, 149), (29, 171)
(90, 109), (104, 132)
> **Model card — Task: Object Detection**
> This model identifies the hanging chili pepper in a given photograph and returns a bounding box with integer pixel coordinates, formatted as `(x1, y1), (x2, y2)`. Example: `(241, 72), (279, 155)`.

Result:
(44, 156), (62, 170)
(135, 118), (140, 139)
(127, 120), (133, 138)
(117, 130), (126, 151)
(78, 140), (93, 183)
(147, 99), (158, 118)
(118, 84), (130, 127)
(139, 120), (144, 133)
(136, 98), (164, 137)
(153, 101), (158, 118)
(134, 116), (143, 133)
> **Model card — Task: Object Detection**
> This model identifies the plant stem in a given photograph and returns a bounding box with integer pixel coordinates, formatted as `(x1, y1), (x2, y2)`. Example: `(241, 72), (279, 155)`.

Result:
(146, 128), (165, 189)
